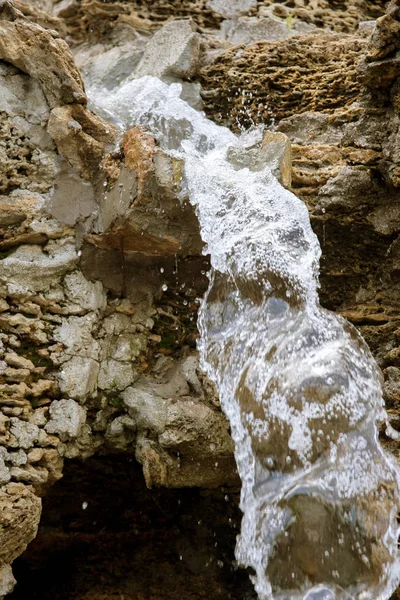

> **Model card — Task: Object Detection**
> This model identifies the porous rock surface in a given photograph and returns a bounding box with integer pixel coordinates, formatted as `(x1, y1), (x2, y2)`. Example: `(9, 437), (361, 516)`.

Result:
(2, 0), (400, 598)
(0, 2), (235, 594)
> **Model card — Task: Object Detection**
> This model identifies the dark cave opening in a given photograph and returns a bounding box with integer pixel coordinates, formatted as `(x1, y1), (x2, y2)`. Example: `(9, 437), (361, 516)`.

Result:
(8, 455), (256, 600)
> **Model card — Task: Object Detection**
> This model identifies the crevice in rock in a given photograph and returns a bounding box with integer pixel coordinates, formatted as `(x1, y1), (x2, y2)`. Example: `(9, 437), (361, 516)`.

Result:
(7, 456), (255, 600)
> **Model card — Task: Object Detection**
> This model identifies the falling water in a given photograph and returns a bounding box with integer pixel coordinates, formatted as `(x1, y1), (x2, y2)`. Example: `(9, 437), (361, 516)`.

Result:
(91, 77), (400, 599)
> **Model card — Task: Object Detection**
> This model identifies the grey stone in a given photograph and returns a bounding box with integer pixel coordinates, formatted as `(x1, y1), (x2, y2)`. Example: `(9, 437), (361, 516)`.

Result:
(105, 415), (136, 451)
(45, 398), (86, 442)
(135, 20), (201, 80)
(0, 563), (16, 597)
(0, 457), (11, 485)
(227, 129), (292, 187)
(179, 81), (204, 111)
(358, 20), (377, 37)
(317, 167), (381, 212)
(207, 0), (257, 19)
(97, 165), (137, 232)
(367, 203), (400, 235)
(0, 239), (78, 296)
(220, 16), (315, 45)
(54, 315), (100, 359)
(58, 357), (100, 400)
(9, 419), (40, 450)
(122, 386), (168, 435)
(7, 450), (27, 467)
(63, 271), (107, 312)
(103, 333), (147, 362)
(48, 161), (96, 226)
(75, 41), (144, 91)
(0, 63), (49, 125)
(98, 359), (136, 391)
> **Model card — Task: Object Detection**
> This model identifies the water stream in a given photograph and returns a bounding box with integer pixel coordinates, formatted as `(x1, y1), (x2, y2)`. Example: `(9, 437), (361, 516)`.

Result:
(91, 76), (400, 600)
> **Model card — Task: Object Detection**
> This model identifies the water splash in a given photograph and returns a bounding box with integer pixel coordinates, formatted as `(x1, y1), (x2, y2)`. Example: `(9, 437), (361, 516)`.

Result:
(91, 77), (400, 599)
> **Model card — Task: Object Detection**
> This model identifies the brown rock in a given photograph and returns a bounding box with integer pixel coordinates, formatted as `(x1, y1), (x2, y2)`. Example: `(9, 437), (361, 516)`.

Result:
(0, 0), (86, 108)
(200, 33), (366, 128)
(0, 482), (41, 565)
(47, 103), (117, 180)
(368, 1), (400, 61)
(122, 126), (156, 191)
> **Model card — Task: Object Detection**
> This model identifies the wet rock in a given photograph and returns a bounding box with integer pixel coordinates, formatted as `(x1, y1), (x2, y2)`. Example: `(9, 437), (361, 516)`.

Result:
(200, 33), (366, 127)
(227, 129), (292, 187)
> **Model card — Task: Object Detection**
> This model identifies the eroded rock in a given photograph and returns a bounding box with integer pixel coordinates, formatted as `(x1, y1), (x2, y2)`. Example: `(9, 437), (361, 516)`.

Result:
(2, 0), (400, 597)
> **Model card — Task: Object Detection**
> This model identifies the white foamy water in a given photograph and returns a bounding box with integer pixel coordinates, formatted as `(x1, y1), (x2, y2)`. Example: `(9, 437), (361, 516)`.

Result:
(91, 77), (400, 599)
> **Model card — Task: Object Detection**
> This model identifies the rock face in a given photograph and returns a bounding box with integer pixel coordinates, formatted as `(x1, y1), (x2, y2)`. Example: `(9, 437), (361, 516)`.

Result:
(0, 3), (236, 593)
(199, 4), (400, 467)
(1, 0), (400, 598)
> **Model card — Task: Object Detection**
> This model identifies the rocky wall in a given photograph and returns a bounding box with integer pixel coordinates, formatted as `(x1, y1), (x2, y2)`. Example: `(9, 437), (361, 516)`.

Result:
(0, 2), (238, 594)
(2, 0), (400, 597)
(199, 1), (400, 460)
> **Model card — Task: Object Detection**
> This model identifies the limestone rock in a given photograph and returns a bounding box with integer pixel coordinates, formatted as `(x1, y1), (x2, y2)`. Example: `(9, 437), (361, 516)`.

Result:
(98, 359), (136, 391)
(368, 0), (400, 61)
(47, 103), (117, 180)
(220, 15), (316, 45)
(74, 38), (145, 92)
(227, 129), (292, 187)
(0, 482), (41, 564)
(0, 239), (78, 296)
(135, 20), (201, 80)
(45, 398), (86, 442)
(0, 194), (44, 227)
(0, 563), (16, 597)
(14, 0), (66, 34)
(63, 271), (106, 312)
(54, 314), (100, 359)
(0, 0), (86, 108)
(206, 0), (257, 19)
(358, 52), (400, 89)
(86, 129), (203, 257)
(9, 419), (40, 450)
(200, 33), (366, 128)
(48, 165), (97, 226)
(58, 356), (99, 400)
(0, 458), (11, 485)
(122, 386), (168, 435)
